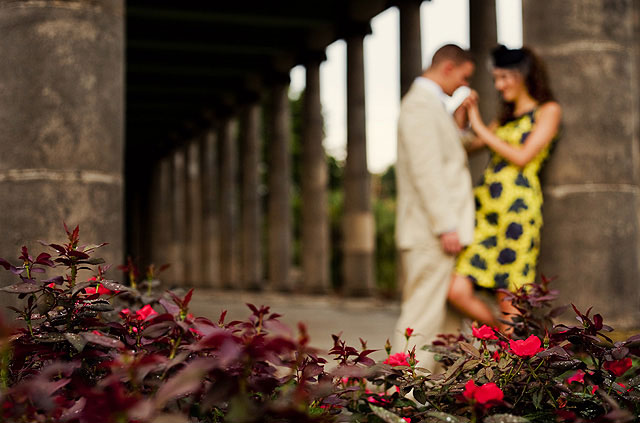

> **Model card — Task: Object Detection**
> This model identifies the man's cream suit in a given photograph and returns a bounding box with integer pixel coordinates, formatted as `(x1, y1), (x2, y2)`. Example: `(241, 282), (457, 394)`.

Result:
(394, 78), (474, 372)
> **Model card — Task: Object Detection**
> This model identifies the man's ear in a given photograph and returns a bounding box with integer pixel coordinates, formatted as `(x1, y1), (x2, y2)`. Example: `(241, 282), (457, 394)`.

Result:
(441, 60), (455, 75)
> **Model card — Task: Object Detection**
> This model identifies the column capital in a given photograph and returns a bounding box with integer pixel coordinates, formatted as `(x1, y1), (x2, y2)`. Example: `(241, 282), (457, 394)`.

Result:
(390, 0), (428, 7)
(298, 50), (327, 67)
(338, 20), (372, 40)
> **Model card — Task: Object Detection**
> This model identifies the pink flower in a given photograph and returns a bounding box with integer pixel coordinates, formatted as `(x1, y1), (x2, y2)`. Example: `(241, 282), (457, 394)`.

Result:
(491, 351), (501, 361)
(135, 304), (158, 321)
(603, 358), (632, 377)
(591, 385), (598, 395)
(119, 308), (131, 318)
(472, 325), (498, 340)
(384, 352), (410, 367)
(509, 335), (543, 357)
(402, 418), (411, 423)
(566, 370), (585, 384)
(404, 327), (414, 339)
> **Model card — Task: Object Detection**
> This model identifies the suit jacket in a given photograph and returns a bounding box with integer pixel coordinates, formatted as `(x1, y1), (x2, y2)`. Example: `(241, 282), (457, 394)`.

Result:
(396, 80), (475, 249)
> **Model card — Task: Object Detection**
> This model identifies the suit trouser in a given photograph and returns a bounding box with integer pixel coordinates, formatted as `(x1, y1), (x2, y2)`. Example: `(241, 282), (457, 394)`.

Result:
(393, 247), (463, 373)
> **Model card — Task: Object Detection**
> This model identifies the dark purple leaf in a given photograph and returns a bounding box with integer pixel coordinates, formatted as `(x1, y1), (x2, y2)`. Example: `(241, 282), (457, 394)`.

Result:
(10, 266), (25, 275)
(154, 359), (216, 406)
(100, 280), (130, 292)
(35, 253), (54, 266)
(1, 282), (41, 293)
(48, 244), (67, 254)
(593, 314), (603, 331)
(142, 321), (175, 338)
(81, 331), (124, 350)
(183, 288), (194, 308)
(68, 250), (90, 259)
(159, 298), (180, 315)
(0, 258), (12, 270)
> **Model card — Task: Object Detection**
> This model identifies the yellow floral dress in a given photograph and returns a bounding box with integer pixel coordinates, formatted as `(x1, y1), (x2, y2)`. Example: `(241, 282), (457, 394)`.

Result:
(456, 109), (555, 291)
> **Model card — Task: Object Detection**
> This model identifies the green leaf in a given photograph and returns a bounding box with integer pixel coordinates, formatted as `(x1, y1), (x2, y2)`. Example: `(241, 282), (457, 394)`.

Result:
(443, 357), (466, 381)
(425, 411), (467, 422)
(413, 388), (427, 404)
(369, 404), (407, 423)
(460, 342), (481, 358)
(532, 388), (543, 409)
(483, 414), (530, 423)
(64, 333), (87, 352)
(463, 359), (481, 372)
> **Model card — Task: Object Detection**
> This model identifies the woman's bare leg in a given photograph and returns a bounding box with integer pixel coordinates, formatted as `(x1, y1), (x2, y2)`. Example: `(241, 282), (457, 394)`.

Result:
(496, 290), (520, 332)
(447, 274), (498, 327)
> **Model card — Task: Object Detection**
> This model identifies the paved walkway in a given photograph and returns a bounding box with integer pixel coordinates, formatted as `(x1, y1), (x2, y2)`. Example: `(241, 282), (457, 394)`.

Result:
(188, 289), (402, 361)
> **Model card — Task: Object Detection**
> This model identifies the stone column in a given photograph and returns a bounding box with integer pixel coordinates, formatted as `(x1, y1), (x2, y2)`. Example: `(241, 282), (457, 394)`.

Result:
(397, 0), (423, 98)
(343, 25), (375, 296)
(170, 148), (187, 286)
(218, 118), (237, 289)
(468, 0), (497, 183)
(240, 100), (263, 290)
(301, 55), (330, 293)
(149, 156), (172, 277)
(268, 78), (293, 291)
(200, 129), (221, 288)
(185, 139), (203, 287)
(523, 1), (640, 327)
(0, 1), (124, 290)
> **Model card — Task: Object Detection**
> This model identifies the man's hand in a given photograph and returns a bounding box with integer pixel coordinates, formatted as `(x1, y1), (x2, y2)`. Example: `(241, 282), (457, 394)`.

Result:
(439, 231), (462, 255)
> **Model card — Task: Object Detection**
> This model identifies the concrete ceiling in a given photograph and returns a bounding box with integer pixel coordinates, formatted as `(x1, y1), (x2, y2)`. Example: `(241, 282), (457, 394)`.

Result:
(126, 0), (395, 152)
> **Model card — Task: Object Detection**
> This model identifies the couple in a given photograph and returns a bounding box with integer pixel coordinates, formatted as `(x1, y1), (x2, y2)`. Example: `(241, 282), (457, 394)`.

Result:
(393, 44), (562, 372)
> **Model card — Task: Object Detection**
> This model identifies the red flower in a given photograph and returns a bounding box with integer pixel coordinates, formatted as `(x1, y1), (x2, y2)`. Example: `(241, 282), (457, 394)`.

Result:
(384, 352), (410, 367)
(566, 370), (585, 384)
(604, 358), (632, 377)
(591, 385), (598, 395)
(402, 418), (411, 423)
(509, 335), (543, 357)
(404, 327), (414, 339)
(135, 304), (158, 321)
(472, 325), (498, 340)
(84, 285), (114, 295)
(119, 308), (131, 318)
(463, 380), (503, 408)
(491, 350), (501, 361)
(475, 383), (504, 404)
(463, 380), (477, 400)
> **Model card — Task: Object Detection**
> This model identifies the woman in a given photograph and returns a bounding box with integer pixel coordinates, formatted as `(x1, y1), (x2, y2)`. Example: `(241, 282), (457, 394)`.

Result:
(447, 45), (562, 330)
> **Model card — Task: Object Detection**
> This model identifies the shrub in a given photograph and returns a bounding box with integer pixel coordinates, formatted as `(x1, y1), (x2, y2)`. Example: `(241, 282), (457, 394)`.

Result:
(0, 226), (639, 422)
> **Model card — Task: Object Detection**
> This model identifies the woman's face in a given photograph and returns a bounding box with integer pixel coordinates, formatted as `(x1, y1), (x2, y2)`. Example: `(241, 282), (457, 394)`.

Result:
(492, 68), (525, 102)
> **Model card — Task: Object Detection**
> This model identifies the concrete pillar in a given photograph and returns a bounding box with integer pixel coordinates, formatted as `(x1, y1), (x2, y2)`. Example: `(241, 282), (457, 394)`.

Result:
(523, 0), (640, 327)
(0, 1), (124, 289)
(185, 139), (203, 287)
(397, 0), (423, 98)
(268, 79), (293, 291)
(343, 26), (375, 296)
(468, 0), (497, 184)
(149, 157), (172, 276)
(200, 130), (221, 289)
(170, 149), (187, 286)
(301, 56), (330, 293)
(218, 118), (238, 289)
(240, 101), (263, 290)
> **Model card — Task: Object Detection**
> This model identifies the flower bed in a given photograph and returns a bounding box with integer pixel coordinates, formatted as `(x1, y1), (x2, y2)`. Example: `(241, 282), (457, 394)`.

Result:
(0, 226), (639, 422)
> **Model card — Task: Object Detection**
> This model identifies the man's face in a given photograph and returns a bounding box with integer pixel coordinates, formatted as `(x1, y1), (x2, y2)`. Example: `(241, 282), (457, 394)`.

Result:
(443, 61), (474, 96)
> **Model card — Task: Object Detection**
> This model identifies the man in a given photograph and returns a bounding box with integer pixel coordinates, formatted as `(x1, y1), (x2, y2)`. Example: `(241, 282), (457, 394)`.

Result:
(393, 44), (476, 372)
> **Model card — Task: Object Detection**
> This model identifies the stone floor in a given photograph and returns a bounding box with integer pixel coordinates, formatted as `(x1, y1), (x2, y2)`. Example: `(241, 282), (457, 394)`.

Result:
(188, 289), (402, 362)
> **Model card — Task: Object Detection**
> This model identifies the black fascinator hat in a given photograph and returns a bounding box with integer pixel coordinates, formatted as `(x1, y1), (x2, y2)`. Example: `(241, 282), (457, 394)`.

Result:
(491, 44), (528, 69)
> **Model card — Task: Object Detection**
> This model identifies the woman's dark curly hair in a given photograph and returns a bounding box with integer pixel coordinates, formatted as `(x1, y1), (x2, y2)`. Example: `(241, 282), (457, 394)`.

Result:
(492, 45), (555, 125)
